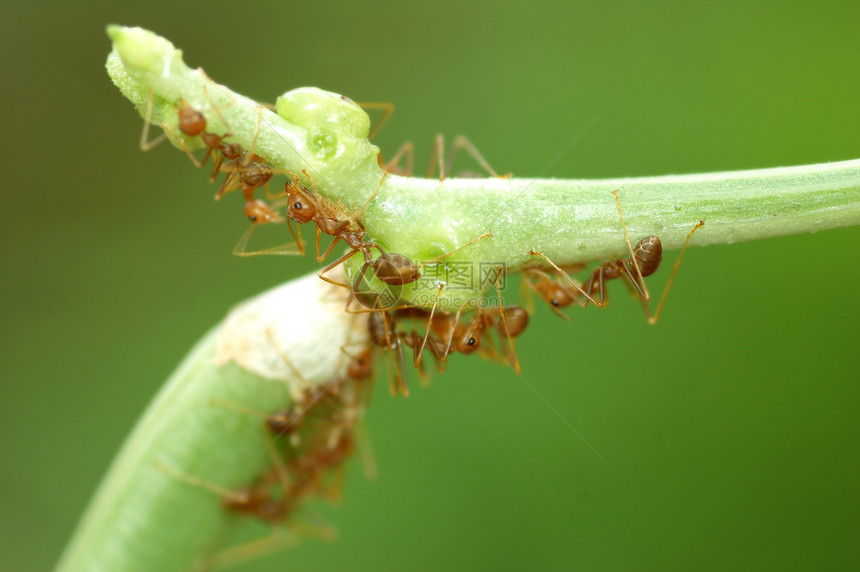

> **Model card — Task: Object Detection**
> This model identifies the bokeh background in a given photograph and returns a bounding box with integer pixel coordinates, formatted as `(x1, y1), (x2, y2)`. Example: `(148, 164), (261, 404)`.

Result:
(2, 2), (859, 570)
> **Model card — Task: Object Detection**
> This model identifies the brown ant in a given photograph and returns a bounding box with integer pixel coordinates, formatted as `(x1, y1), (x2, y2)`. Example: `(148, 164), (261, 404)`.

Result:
(140, 86), (236, 180)
(521, 263), (589, 320)
(366, 308), (456, 394)
(283, 171), (490, 298)
(283, 169), (386, 278)
(444, 304), (530, 373)
(528, 190), (704, 323)
(139, 89), (301, 256)
(367, 310), (411, 396)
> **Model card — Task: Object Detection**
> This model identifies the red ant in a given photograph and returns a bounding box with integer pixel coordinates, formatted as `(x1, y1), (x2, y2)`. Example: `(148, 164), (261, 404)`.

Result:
(283, 169), (387, 277)
(283, 171), (489, 298)
(527, 190), (704, 323)
(140, 88), (302, 256)
(139, 86), (236, 180)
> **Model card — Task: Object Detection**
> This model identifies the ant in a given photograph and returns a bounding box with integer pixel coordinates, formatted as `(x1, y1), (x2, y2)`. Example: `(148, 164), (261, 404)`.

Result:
(159, 342), (372, 568)
(139, 88), (302, 256)
(139, 86), (237, 180)
(283, 169), (386, 279)
(521, 262), (590, 320)
(442, 303), (530, 373)
(283, 171), (491, 300)
(527, 190), (704, 324)
(367, 310), (413, 396)
(366, 307), (458, 395)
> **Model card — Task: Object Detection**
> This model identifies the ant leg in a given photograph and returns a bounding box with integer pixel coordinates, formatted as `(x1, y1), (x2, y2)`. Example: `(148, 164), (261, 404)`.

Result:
(383, 141), (414, 176)
(215, 106), (266, 199)
(248, 105), (265, 156)
(314, 227), (329, 262)
(318, 248), (361, 290)
(317, 231), (351, 263)
(263, 178), (288, 200)
(415, 283), (445, 366)
(612, 190), (650, 300)
(440, 300), (469, 360)
(215, 167), (242, 198)
(427, 134), (447, 180)
(287, 218), (305, 255)
(353, 171), (389, 218)
(390, 335), (409, 397)
(153, 460), (248, 504)
(139, 89), (167, 151)
(209, 151), (228, 183)
(263, 327), (313, 393)
(520, 273), (538, 316)
(354, 417), (379, 480)
(490, 268), (522, 373)
(640, 220), (704, 325)
(345, 259), (376, 310)
(443, 135), (511, 180)
(356, 101), (395, 140)
(207, 399), (312, 438)
(528, 250), (599, 306)
(420, 232), (493, 268)
(583, 265), (608, 307)
(201, 82), (236, 133)
(232, 225), (304, 258)
(205, 526), (324, 571)
(157, 120), (210, 168)
(378, 318), (406, 397)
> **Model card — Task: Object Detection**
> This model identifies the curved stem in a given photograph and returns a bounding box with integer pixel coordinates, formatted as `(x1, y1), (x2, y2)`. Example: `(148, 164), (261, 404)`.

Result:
(56, 273), (367, 572)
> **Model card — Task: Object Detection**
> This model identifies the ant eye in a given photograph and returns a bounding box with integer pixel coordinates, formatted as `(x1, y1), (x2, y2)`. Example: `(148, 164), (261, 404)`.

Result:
(248, 215), (257, 222)
(294, 201), (302, 210)
(467, 337), (476, 346)
(551, 299), (560, 307)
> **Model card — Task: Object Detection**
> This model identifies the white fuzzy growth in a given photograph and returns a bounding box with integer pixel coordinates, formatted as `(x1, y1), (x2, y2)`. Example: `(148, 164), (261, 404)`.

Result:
(215, 270), (367, 399)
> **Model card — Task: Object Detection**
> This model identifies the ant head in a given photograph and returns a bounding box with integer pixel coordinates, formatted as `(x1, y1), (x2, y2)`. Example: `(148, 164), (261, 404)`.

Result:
(245, 200), (283, 224)
(372, 253), (421, 285)
(285, 182), (317, 224)
(176, 99), (206, 137)
(347, 349), (374, 380)
(543, 281), (575, 309)
(455, 318), (483, 354)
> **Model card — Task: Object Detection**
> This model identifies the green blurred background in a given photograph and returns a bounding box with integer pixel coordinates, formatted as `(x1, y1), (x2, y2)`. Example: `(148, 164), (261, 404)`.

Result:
(2, 1), (859, 570)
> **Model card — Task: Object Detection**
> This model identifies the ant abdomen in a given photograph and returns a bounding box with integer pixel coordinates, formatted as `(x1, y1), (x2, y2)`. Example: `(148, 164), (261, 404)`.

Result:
(264, 407), (303, 435)
(176, 100), (207, 136)
(632, 235), (662, 277)
(371, 253), (421, 285)
(240, 161), (273, 189)
(500, 306), (529, 337)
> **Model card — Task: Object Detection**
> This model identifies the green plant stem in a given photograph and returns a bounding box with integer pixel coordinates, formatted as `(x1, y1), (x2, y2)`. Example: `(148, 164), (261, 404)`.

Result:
(106, 26), (860, 310)
(56, 273), (366, 572)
